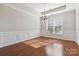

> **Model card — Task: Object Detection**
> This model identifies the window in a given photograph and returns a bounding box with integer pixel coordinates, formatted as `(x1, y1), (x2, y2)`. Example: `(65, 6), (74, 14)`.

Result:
(48, 16), (63, 34)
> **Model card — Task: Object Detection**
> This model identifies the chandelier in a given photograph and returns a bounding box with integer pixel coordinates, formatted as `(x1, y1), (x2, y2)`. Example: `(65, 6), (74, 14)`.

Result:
(42, 3), (46, 20)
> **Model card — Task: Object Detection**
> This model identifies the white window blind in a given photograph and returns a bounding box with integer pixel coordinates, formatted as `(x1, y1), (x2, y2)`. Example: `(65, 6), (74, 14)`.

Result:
(48, 16), (63, 34)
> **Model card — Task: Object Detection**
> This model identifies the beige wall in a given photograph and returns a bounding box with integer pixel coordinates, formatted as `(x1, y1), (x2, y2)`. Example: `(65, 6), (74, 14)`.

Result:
(0, 4), (40, 48)
(66, 3), (79, 45)
(40, 10), (75, 41)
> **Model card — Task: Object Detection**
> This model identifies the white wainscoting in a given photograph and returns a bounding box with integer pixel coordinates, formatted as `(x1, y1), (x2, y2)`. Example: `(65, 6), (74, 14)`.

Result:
(0, 30), (40, 48)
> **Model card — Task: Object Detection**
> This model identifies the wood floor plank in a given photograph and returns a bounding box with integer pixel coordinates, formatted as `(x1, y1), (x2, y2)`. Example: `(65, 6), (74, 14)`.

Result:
(0, 37), (79, 56)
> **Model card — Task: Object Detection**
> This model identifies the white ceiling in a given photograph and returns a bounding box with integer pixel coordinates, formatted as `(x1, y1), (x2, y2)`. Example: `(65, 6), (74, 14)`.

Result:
(26, 3), (65, 12)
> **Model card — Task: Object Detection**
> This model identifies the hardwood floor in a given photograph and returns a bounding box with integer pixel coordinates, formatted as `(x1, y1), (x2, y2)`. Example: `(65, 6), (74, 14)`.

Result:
(0, 37), (79, 56)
